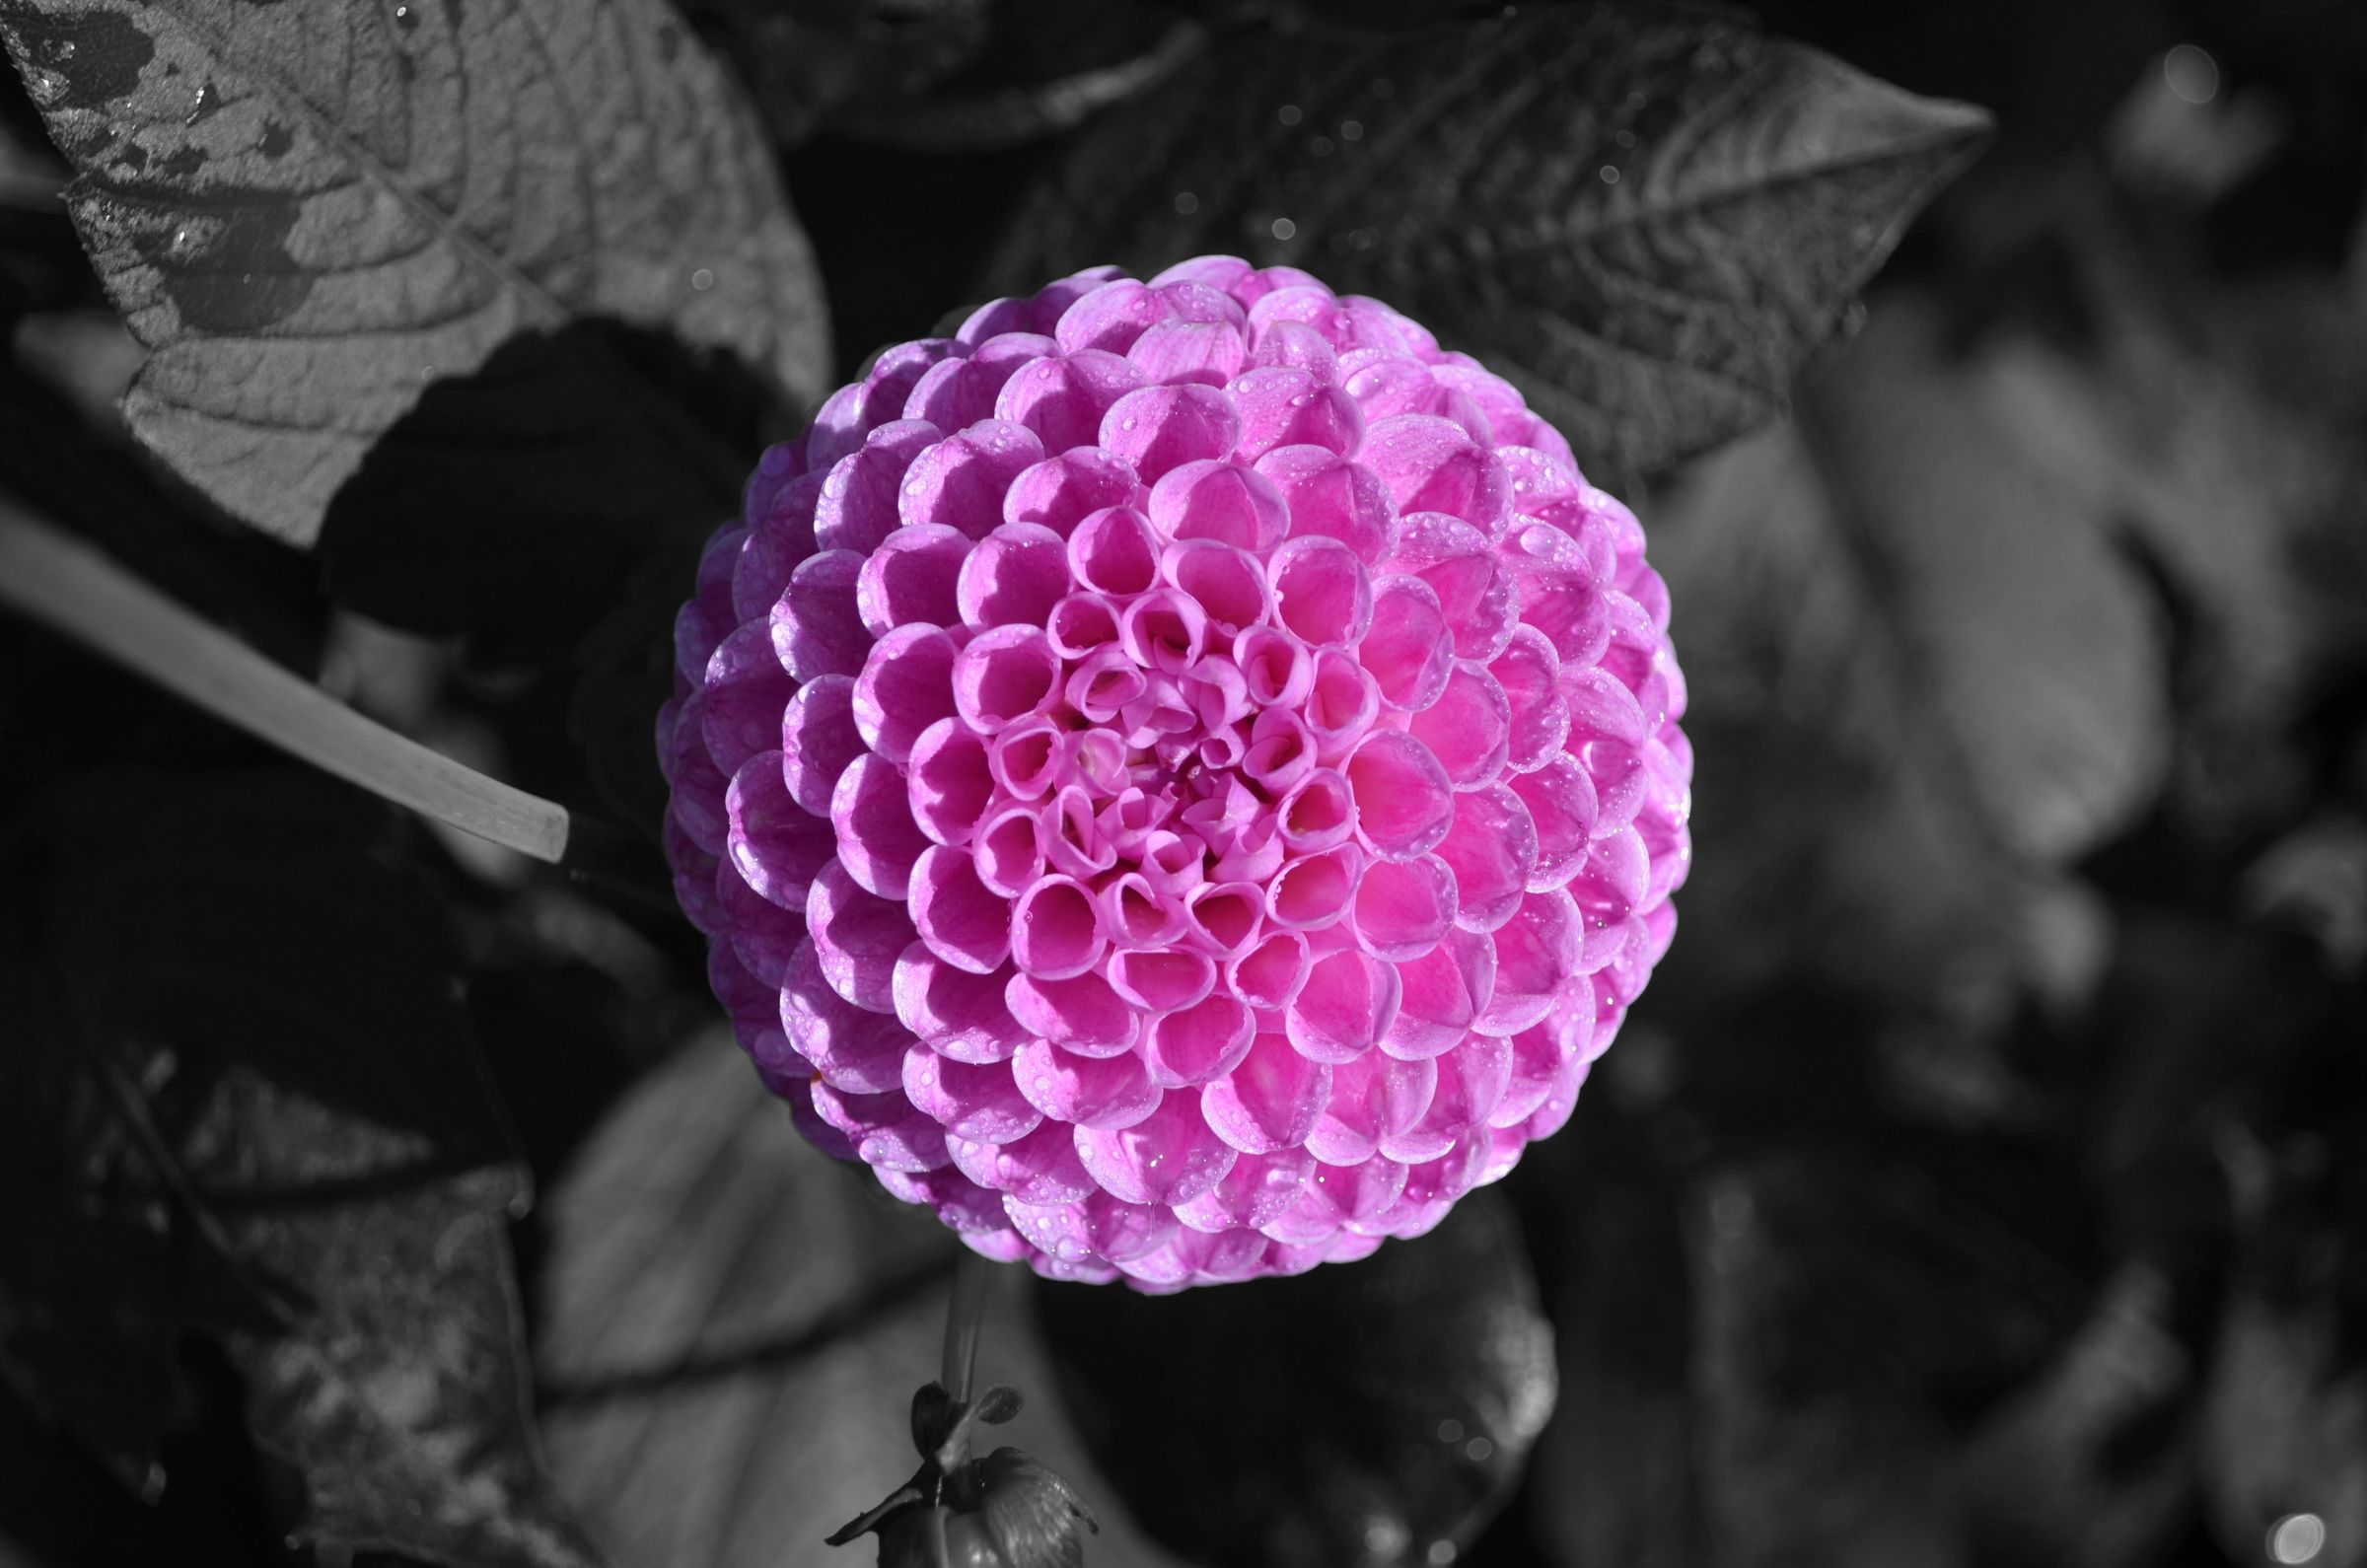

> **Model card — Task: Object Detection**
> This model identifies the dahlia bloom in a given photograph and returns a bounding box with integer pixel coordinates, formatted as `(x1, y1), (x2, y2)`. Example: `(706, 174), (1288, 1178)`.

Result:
(660, 256), (1690, 1289)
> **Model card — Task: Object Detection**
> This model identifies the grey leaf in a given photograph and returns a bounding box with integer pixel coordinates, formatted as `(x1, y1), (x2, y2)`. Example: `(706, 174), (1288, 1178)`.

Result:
(0, 0), (829, 547)
(986, 5), (1988, 483)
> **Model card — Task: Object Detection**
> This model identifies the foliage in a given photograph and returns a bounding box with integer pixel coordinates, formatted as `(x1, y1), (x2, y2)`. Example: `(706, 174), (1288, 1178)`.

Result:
(3, 0), (2363, 1566)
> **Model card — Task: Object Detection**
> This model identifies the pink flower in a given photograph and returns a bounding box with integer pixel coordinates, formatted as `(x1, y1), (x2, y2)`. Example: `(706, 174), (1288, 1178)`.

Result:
(661, 257), (1691, 1290)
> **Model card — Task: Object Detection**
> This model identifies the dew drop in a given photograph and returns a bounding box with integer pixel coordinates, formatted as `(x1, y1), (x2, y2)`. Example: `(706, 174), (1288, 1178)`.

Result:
(392, 1), (419, 30)
(1599, 165), (1619, 184)
(1339, 118), (1364, 142)
(1270, 217), (1297, 242)
(1174, 189), (1199, 215)
(690, 266), (714, 291)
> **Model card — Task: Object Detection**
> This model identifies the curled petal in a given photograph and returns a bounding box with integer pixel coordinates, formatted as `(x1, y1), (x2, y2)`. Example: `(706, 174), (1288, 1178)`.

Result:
(1003, 448), (1144, 546)
(1183, 881), (1264, 959)
(1491, 625), (1570, 772)
(784, 940), (908, 1093)
(1361, 574), (1454, 713)
(1108, 948), (1218, 1014)
(986, 719), (1065, 802)
(1011, 876), (1106, 979)
(1268, 535), (1372, 648)
(1276, 768), (1357, 853)
(949, 1118), (1097, 1206)
(1305, 1048), (1435, 1167)
(1474, 888), (1582, 1035)
(1361, 413), (1510, 536)
(1286, 947), (1402, 1064)
(715, 856), (802, 986)
(1163, 539), (1271, 637)
(899, 420), (1046, 537)
(904, 1047), (1042, 1143)
(1386, 925), (1496, 1059)
(830, 752), (930, 899)
(1508, 754), (1598, 891)
(809, 1081), (949, 1173)
(1241, 709), (1318, 796)
(993, 350), (1145, 457)
(1433, 784), (1540, 931)
(1409, 661), (1512, 789)
(1142, 993), (1258, 1089)
(807, 859), (917, 1013)
(972, 802), (1047, 896)
(1265, 842), (1363, 931)
(908, 844), (1014, 972)
(893, 947), (1027, 1063)
(1067, 505), (1162, 599)
(1048, 591), (1123, 659)
(702, 621), (797, 777)
(1351, 853), (1459, 962)
(1202, 1032), (1331, 1154)
(853, 624), (959, 764)
(1006, 969), (1139, 1057)
(726, 750), (833, 911)
(1231, 366), (1363, 462)
(781, 676), (864, 818)
(903, 333), (1047, 431)
(1077, 1088), (1238, 1206)
(1380, 1033), (1511, 1164)
(957, 523), (1072, 630)
(1345, 730), (1456, 862)
(953, 624), (1063, 734)
(905, 719), (996, 846)
(1176, 1147), (1316, 1233)
(1236, 625), (1313, 708)
(1011, 1039), (1162, 1130)
(1255, 447), (1397, 563)
(1101, 385), (1240, 480)
(816, 419), (938, 554)
(1227, 924), (1311, 1009)
(1305, 651), (1380, 760)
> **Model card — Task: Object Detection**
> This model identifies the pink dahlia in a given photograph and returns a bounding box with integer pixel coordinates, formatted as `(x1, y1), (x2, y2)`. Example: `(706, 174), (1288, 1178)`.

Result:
(660, 256), (1690, 1290)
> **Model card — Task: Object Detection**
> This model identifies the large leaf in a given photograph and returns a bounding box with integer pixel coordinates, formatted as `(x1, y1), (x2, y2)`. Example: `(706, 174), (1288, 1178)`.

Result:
(987, 4), (1988, 482)
(0, 0), (828, 550)
(1032, 1189), (1555, 1568)
(537, 1029), (1187, 1568)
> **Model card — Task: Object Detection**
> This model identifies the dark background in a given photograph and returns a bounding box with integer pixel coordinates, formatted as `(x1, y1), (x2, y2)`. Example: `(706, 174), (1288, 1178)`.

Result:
(3, 1), (2364, 1565)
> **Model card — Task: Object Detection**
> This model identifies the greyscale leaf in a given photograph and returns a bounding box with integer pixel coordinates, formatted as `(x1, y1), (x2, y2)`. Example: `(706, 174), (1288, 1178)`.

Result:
(987, 4), (1989, 483)
(0, 0), (829, 546)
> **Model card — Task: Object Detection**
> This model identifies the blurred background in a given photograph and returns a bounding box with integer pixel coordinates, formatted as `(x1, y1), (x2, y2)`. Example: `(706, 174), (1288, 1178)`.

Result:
(3, 1), (2364, 1566)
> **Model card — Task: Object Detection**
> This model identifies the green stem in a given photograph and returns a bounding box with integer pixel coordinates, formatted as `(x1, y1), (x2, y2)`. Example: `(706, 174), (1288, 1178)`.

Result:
(0, 500), (571, 864)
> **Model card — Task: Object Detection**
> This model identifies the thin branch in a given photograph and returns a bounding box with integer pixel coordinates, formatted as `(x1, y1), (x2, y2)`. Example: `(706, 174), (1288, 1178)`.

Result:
(0, 500), (571, 864)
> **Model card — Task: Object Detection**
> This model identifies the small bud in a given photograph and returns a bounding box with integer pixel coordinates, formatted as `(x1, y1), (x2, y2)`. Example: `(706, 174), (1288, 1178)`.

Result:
(831, 1384), (1097, 1567)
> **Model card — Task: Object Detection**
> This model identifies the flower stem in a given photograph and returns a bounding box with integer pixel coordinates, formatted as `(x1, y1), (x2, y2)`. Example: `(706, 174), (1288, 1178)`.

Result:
(940, 1250), (990, 1406)
(0, 500), (572, 864)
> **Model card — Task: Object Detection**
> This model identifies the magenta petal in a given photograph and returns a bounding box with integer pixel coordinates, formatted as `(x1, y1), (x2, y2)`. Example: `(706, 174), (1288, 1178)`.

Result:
(903, 1045), (1042, 1143)
(772, 549), (871, 683)
(856, 524), (968, 637)
(1352, 852), (1459, 962)
(815, 419), (938, 554)
(1163, 539), (1271, 638)
(1011, 876), (1107, 979)
(996, 351), (1145, 456)
(1493, 1004), (1588, 1129)
(1231, 366), (1363, 463)
(1003, 448), (1144, 535)
(809, 1079), (951, 1173)
(1176, 1146), (1316, 1233)
(1075, 1088), (1238, 1206)
(780, 676), (863, 818)
(1268, 536), (1372, 648)
(1256, 447), (1398, 563)
(715, 857), (802, 986)
(892, 946), (1026, 1064)
(1143, 993), (1257, 1088)
(1380, 1033), (1511, 1163)
(784, 940), (909, 1093)
(1228, 928), (1311, 1010)
(905, 719), (995, 846)
(1202, 1031), (1330, 1154)
(1101, 385), (1241, 481)
(1474, 888), (1581, 1035)
(1508, 754), (1599, 891)
(1360, 574), (1455, 712)
(701, 621), (797, 777)
(806, 859), (917, 1014)
(950, 1117), (1097, 1205)
(1433, 784), (1541, 931)
(972, 803), (1046, 896)
(952, 624), (1062, 734)
(1385, 925), (1497, 1059)
(829, 752), (929, 899)
(1012, 1038), (1162, 1129)
(1147, 460), (1288, 551)
(1409, 662), (1513, 789)
(1361, 413), (1510, 536)
(726, 750), (833, 911)
(853, 624), (960, 764)
(958, 523), (1073, 630)
(906, 844), (1014, 972)
(1108, 948), (1218, 1014)
(1344, 730), (1456, 862)
(899, 420), (1046, 537)
(1005, 969), (1139, 1058)
(1247, 317), (1339, 377)
(1286, 947), (1402, 1064)
(1265, 842), (1362, 931)
(1303, 1046), (1433, 1165)
(1066, 505), (1162, 598)
(1129, 318), (1248, 388)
